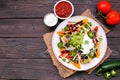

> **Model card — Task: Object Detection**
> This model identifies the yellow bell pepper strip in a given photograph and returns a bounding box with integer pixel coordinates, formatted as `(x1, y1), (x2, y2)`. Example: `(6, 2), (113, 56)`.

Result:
(96, 41), (100, 58)
(83, 18), (88, 25)
(88, 56), (92, 63)
(71, 60), (81, 69)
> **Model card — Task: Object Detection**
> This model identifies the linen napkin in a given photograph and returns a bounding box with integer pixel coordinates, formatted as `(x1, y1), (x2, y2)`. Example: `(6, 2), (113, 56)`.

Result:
(43, 9), (112, 78)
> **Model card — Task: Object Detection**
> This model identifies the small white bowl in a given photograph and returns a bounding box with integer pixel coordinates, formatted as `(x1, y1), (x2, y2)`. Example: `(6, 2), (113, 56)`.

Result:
(54, 0), (74, 20)
(43, 13), (58, 27)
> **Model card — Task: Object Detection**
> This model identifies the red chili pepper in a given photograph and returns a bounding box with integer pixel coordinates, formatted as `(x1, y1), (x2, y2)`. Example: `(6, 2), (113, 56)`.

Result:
(59, 50), (70, 58)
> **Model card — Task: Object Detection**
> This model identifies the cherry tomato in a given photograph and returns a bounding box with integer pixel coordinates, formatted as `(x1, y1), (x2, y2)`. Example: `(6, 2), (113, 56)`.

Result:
(106, 10), (120, 25)
(97, 0), (111, 14)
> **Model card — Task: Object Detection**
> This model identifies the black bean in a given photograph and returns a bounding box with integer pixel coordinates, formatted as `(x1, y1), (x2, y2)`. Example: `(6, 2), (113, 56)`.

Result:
(84, 55), (88, 59)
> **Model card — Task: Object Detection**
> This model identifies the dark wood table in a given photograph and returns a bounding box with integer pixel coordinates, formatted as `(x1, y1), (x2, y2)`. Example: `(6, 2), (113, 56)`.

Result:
(0, 0), (119, 80)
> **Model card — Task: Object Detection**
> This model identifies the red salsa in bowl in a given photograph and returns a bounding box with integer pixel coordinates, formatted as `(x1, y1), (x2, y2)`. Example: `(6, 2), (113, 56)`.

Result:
(54, 0), (74, 19)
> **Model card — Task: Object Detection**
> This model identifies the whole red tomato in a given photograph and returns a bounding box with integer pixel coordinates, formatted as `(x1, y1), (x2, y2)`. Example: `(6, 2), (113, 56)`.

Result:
(106, 10), (120, 25)
(97, 0), (111, 14)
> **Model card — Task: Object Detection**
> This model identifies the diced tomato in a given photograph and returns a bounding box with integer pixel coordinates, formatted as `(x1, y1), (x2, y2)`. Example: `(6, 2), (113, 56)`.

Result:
(65, 56), (74, 58)
(59, 54), (63, 58)
(94, 26), (98, 32)
(92, 26), (98, 37)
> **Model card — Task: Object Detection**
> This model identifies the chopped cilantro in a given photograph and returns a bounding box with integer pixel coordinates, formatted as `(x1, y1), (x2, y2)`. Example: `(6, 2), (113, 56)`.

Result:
(67, 61), (70, 64)
(62, 58), (66, 62)
(81, 47), (84, 50)
(98, 35), (103, 42)
(84, 40), (89, 44)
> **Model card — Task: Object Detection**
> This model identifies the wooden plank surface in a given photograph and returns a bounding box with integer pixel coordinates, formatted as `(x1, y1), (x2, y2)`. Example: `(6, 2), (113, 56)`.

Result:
(0, 0), (89, 18)
(0, 19), (54, 37)
(0, 19), (119, 37)
(0, 0), (119, 80)
(0, 38), (118, 59)
(0, 59), (119, 80)
(0, 38), (50, 59)
(0, 0), (119, 18)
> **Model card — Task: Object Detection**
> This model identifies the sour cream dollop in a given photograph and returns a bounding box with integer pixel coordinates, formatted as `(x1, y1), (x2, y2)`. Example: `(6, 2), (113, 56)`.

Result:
(81, 34), (94, 54)
(44, 13), (58, 27)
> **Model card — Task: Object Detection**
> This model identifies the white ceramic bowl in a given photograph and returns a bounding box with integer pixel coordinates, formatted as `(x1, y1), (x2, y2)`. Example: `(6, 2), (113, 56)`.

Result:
(43, 13), (58, 27)
(52, 16), (107, 71)
(54, 0), (74, 20)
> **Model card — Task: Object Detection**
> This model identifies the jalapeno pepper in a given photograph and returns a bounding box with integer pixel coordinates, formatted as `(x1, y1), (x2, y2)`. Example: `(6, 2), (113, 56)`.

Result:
(87, 31), (95, 39)
(104, 72), (112, 80)
(96, 60), (120, 76)
(110, 69), (117, 77)
(57, 42), (64, 48)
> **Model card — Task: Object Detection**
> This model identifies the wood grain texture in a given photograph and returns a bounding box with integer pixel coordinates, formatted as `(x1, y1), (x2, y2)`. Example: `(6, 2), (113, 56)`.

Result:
(0, 19), (119, 37)
(0, 0), (119, 18)
(0, 59), (59, 79)
(0, 38), (118, 59)
(0, 19), (54, 37)
(0, 59), (119, 80)
(108, 38), (120, 58)
(0, 0), (90, 18)
(0, 38), (50, 59)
